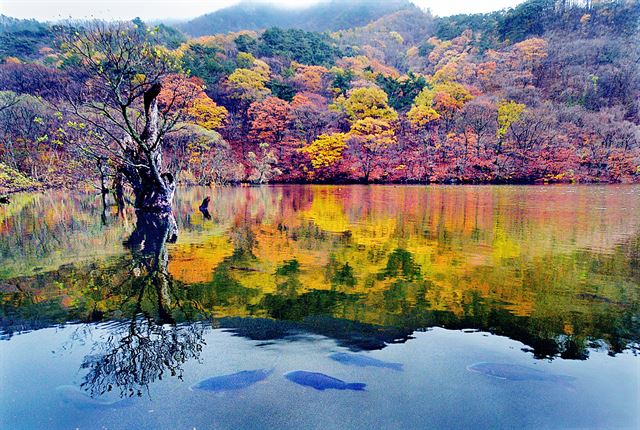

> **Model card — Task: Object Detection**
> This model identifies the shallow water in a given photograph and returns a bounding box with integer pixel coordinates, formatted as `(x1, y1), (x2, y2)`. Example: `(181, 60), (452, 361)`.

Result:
(1, 185), (639, 429)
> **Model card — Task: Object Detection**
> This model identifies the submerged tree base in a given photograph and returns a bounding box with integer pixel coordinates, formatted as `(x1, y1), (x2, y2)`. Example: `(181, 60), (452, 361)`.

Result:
(124, 210), (178, 255)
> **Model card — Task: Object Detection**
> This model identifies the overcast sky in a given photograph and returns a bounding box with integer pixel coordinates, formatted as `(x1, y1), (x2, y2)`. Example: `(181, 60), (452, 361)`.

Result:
(1, 0), (525, 22)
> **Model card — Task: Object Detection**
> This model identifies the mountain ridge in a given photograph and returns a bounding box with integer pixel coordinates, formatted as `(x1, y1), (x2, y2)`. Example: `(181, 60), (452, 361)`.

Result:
(177, 0), (415, 36)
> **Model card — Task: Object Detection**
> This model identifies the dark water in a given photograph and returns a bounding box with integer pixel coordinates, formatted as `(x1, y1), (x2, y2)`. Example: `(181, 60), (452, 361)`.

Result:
(1, 185), (639, 429)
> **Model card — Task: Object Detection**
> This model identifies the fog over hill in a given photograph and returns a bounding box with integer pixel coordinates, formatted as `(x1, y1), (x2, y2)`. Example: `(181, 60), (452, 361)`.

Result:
(177, 0), (417, 36)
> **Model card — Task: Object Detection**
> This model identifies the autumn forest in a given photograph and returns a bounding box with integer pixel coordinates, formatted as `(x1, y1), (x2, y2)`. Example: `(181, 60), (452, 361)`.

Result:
(0, 0), (639, 194)
(1, 2), (640, 427)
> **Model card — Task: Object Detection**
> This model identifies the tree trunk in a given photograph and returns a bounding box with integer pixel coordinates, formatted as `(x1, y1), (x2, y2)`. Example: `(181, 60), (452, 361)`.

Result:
(112, 170), (125, 212)
(122, 161), (176, 213)
(121, 84), (176, 213)
(123, 210), (178, 325)
(97, 157), (109, 194)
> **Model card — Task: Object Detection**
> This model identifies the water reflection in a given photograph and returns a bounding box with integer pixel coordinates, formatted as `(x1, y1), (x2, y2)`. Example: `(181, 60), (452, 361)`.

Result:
(1, 186), (639, 393)
(81, 211), (205, 398)
(80, 319), (206, 398)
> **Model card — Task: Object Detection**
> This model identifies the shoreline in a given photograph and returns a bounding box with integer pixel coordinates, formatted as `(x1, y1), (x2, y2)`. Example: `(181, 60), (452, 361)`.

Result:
(2, 178), (638, 199)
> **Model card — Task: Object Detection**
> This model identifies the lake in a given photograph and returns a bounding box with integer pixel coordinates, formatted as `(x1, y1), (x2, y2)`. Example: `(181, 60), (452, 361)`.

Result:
(1, 185), (639, 429)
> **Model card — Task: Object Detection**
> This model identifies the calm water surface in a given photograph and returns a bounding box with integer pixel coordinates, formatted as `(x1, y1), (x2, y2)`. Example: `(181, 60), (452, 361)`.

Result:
(1, 185), (639, 429)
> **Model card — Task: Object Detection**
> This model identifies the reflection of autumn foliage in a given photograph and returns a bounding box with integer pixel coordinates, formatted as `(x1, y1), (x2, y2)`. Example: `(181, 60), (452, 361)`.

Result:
(79, 211), (206, 398)
(2, 186), (639, 359)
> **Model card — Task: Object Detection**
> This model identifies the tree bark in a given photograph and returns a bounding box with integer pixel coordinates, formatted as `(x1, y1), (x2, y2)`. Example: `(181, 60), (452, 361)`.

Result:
(112, 170), (125, 212)
(120, 84), (176, 213)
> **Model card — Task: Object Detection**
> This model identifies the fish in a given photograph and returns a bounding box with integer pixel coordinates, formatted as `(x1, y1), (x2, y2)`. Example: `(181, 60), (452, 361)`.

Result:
(56, 385), (134, 410)
(190, 369), (272, 392)
(467, 362), (575, 388)
(329, 352), (403, 371)
(284, 371), (366, 391)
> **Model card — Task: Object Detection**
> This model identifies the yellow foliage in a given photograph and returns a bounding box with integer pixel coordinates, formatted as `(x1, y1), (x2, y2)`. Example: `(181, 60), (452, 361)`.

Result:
(389, 31), (404, 44)
(339, 87), (398, 122)
(406, 46), (419, 58)
(226, 68), (270, 101)
(300, 133), (348, 169)
(407, 105), (440, 127)
(189, 97), (227, 130)
(131, 73), (146, 86)
(348, 117), (396, 149)
(497, 100), (526, 139)
(252, 59), (271, 80)
(236, 51), (256, 68)
(409, 81), (473, 123)
(513, 38), (548, 64)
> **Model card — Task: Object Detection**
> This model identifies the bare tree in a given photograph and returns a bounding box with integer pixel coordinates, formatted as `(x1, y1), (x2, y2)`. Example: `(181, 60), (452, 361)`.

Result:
(58, 22), (199, 212)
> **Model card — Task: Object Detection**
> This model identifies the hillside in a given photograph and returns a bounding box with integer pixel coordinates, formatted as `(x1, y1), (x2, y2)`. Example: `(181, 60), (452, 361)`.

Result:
(178, 0), (413, 36)
(0, 0), (638, 190)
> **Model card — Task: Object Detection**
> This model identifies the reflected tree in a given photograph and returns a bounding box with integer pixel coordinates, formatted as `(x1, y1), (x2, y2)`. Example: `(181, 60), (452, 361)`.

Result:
(80, 319), (206, 398)
(378, 248), (422, 281)
(228, 223), (259, 267)
(79, 212), (207, 398)
(325, 256), (357, 289)
(275, 259), (303, 297)
(123, 211), (178, 325)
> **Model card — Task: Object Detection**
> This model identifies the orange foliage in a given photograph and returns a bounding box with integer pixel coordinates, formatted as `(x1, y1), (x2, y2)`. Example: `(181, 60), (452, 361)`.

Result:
(293, 64), (329, 93)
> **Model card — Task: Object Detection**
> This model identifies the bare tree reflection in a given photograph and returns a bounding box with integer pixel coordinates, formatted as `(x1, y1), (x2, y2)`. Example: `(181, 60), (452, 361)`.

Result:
(80, 319), (205, 398)
(79, 212), (207, 398)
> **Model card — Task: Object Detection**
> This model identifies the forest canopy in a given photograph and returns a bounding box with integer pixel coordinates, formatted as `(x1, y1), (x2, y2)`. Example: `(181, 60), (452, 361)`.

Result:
(0, 0), (639, 193)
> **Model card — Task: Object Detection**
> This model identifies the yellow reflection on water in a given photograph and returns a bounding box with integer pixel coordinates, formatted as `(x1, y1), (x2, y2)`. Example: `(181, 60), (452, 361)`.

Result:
(2, 185), (639, 330)
(162, 185), (639, 320)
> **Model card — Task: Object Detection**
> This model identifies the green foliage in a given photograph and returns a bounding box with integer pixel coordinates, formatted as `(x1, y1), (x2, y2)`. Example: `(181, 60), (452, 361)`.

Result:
(267, 79), (296, 102)
(435, 13), (498, 42)
(434, 0), (554, 45)
(497, 0), (552, 42)
(235, 34), (257, 53)
(156, 24), (187, 49)
(418, 40), (436, 57)
(375, 73), (428, 111)
(0, 15), (53, 60)
(256, 28), (340, 66)
(131, 17), (186, 49)
(276, 259), (301, 276)
(182, 43), (236, 88)
(261, 289), (352, 321)
(435, 0), (640, 46)
(331, 68), (354, 96)
(330, 262), (356, 288)
(379, 249), (422, 281)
